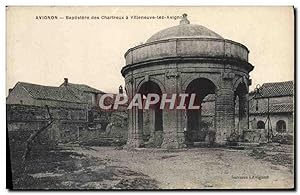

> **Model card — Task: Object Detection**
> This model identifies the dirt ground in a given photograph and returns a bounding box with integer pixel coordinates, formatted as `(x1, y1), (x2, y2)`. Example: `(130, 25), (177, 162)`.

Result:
(72, 145), (294, 189)
(10, 144), (294, 190)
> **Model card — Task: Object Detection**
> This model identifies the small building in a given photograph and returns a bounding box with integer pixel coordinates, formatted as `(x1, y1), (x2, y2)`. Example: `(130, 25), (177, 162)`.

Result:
(7, 80), (128, 145)
(200, 80), (294, 143)
(7, 81), (85, 109)
(59, 78), (105, 108)
(6, 82), (88, 143)
(249, 81), (294, 135)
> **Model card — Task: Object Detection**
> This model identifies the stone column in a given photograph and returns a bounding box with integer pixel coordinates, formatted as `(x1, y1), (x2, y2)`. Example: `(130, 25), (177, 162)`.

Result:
(161, 69), (185, 148)
(238, 93), (249, 138)
(176, 108), (186, 148)
(124, 81), (143, 149)
(161, 109), (180, 148)
(146, 109), (155, 144)
(215, 84), (235, 144)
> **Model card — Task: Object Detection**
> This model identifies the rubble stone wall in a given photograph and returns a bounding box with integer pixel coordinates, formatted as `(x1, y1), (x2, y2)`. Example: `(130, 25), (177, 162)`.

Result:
(7, 104), (128, 146)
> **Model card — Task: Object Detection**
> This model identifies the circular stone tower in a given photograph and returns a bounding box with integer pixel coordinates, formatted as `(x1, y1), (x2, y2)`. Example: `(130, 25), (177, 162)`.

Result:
(121, 14), (254, 149)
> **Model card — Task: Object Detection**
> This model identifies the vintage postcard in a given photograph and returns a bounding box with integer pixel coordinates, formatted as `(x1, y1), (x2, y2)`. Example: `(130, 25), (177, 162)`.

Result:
(6, 6), (295, 190)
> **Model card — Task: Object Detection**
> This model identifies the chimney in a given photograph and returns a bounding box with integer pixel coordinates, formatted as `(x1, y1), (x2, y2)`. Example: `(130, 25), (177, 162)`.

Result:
(8, 88), (12, 94)
(119, 85), (123, 94)
(64, 78), (68, 86)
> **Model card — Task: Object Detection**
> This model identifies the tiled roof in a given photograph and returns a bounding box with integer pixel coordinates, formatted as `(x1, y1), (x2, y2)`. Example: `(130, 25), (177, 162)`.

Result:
(19, 82), (82, 103)
(254, 81), (294, 98)
(64, 83), (105, 94)
(250, 103), (293, 114)
(270, 104), (294, 113)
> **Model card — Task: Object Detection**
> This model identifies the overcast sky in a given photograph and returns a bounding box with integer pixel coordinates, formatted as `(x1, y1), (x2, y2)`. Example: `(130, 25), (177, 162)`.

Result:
(7, 6), (294, 94)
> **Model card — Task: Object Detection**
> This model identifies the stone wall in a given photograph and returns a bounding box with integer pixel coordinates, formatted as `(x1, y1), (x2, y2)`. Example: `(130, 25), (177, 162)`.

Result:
(124, 39), (249, 66)
(105, 111), (128, 140)
(249, 113), (293, 134)
(243, 129), (268, 143)
(7, 104), (128, 146)
(7, 104), (87, 122)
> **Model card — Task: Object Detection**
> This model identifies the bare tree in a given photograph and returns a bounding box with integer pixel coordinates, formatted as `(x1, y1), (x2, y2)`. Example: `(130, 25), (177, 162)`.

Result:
(22, 105), (55, 163)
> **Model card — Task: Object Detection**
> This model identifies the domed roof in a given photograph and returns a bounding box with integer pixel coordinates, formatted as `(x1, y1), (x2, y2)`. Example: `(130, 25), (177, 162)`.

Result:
(146, 14), (223, 43)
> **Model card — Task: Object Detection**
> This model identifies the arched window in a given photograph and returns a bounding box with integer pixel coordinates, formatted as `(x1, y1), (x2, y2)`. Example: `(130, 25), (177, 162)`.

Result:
(276, 120), (287, 132)
(257, 121), (265, 129)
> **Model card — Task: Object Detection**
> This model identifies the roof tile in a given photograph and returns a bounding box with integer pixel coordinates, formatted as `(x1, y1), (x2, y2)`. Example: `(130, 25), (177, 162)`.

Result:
(255, 81), (294, 98)
(19, 82), (82, 103)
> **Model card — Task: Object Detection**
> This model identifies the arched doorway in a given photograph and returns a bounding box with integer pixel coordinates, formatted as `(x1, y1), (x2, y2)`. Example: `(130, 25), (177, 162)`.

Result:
(234, 82), (248, 139)
(137, 81), (163, 146)
(185, 78), (216, 146)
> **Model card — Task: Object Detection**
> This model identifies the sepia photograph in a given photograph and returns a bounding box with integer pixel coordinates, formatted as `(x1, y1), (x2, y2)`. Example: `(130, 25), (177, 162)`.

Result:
(6, 6), (295, 190)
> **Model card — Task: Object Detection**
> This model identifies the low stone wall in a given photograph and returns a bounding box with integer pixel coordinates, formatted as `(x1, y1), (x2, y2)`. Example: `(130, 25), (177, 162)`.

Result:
(104, 111), (128, 143)
(243, 129), (293, 144)
(7, 104), (128, 146)
(7, 104), (87, 122)
(243, 129), (268, 143)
